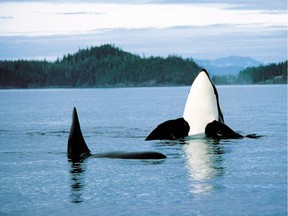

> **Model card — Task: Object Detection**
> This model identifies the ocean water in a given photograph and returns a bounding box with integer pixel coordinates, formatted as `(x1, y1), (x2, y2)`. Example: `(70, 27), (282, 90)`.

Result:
(0, 85), (287, 216)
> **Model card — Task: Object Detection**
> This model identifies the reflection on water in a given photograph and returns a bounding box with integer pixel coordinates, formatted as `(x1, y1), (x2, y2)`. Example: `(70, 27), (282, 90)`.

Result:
(69, 161), (87, 204)
(183, 135), (225, 194)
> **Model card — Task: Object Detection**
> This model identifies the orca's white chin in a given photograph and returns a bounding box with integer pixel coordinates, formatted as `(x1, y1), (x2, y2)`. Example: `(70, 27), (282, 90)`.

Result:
(183, 69), (224, 136)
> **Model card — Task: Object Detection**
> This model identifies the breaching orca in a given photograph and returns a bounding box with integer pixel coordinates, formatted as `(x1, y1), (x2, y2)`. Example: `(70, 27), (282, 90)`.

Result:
(67, 107), (166, 162)
(146, 69), (257, 140)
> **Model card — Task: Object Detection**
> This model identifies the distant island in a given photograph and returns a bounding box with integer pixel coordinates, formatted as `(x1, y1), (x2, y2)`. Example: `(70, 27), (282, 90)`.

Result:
(0, 44), (287, 88)
(195, 56), (263, 76)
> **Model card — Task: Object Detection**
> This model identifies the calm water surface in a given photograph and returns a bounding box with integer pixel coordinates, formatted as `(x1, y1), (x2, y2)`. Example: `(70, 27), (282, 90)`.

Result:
(0, 85), (287, 216)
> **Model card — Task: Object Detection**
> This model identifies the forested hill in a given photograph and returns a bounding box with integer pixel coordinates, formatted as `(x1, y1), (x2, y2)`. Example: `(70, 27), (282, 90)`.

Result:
(237, 61), (287, 84)
(0, 44), (287, 88)
(0, 44), (201, 88)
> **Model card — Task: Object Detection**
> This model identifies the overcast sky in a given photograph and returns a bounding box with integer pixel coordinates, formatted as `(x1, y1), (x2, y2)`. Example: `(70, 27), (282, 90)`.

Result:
(0, 0), (287, 62)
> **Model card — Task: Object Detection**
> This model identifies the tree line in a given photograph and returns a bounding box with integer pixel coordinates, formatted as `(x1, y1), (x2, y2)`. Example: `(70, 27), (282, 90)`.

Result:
(211, 60), (287, 85)
(237, 61), (287, 84)
(0, 44), (286, 88)
(0, 44), (201, 88)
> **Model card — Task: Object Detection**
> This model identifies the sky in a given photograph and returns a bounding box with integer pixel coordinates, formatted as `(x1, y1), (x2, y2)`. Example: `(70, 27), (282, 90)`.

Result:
(0, 0), (287, 63)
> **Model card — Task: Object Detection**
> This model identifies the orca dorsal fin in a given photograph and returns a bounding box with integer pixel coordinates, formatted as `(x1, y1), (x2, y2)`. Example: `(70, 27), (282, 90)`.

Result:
(67, 107), (91, 161)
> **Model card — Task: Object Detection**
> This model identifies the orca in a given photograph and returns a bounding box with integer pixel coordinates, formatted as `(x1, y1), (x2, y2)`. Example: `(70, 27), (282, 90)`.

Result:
(67, 107), (166, 162)
(205, 120), (243, 139)
(145, 69), (257, 140)
(145, 118), (189, 141)
(183, 68), (224, 135)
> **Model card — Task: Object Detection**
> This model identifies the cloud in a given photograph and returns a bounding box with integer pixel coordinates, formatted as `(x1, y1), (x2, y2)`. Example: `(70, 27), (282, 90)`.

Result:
(0, 1), (286, 62)
(0, 2), (286, 36)
(152, 0), (287, 11)
(53, 11), (105, 15)
(6, 0), (285, 11)
(0, 16), (13, 19)
(0, 25), (286, 62)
